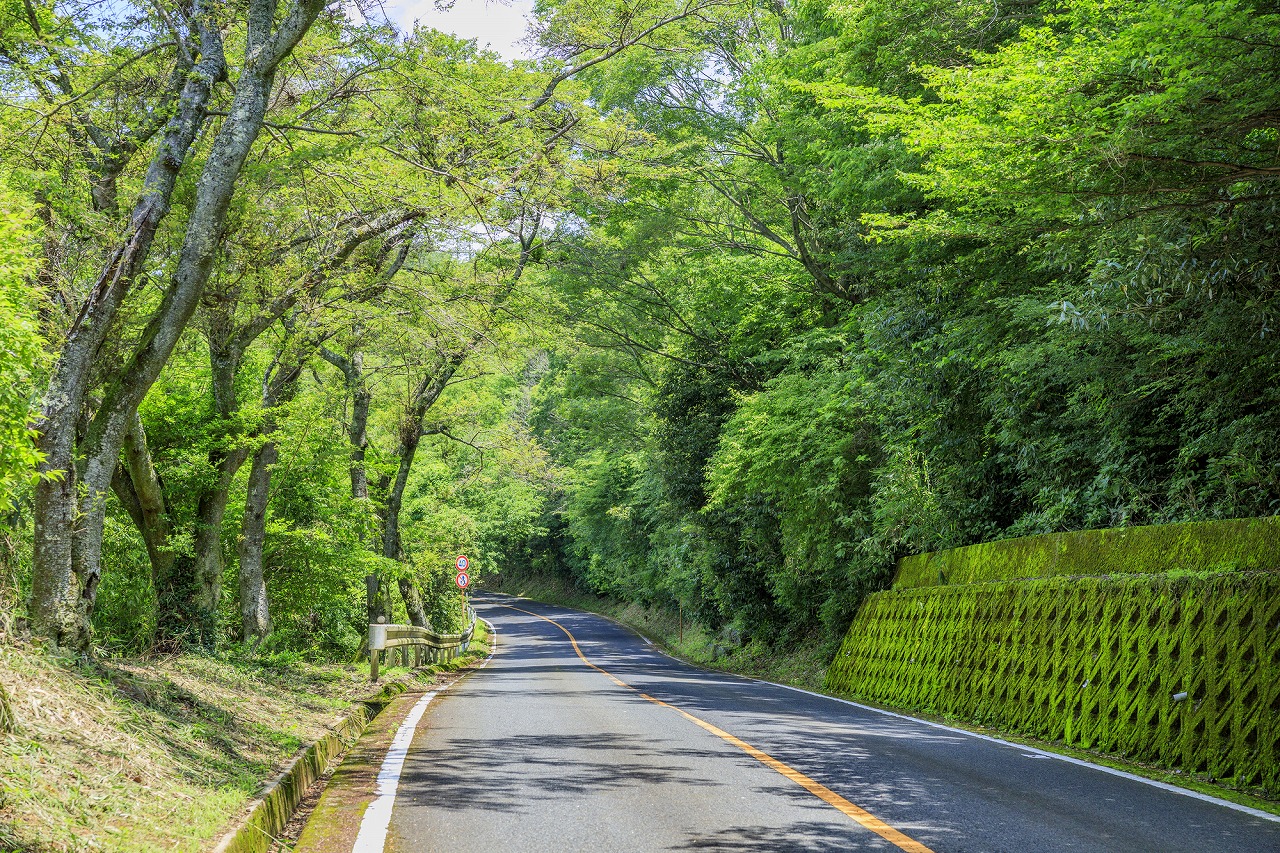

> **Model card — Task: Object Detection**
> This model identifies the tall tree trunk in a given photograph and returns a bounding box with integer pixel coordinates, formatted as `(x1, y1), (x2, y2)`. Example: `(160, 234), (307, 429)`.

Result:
(28, 3), (226, 649)
(397, 578), (430, 629)
(238, 439), (276, 648)
(154, 450), (249, 648)
(235, 358), (305, 647)
(110, 411), (175, 586)
(321, 346), (384, 625)
(28, 0), (326, 650)
(154, 332), (249, 647)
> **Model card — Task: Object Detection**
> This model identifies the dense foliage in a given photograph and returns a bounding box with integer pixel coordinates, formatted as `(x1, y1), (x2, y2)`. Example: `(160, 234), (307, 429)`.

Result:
(509, 0), (1280, 652)
(0, 189), (41, 522)
(1, 0), (1275, 658)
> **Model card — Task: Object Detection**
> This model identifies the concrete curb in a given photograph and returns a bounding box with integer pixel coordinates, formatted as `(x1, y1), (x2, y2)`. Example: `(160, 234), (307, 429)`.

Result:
(209, 683), (409, 853)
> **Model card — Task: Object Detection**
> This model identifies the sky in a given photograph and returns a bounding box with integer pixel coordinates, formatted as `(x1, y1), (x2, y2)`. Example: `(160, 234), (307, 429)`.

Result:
(377, 0), (539, 60)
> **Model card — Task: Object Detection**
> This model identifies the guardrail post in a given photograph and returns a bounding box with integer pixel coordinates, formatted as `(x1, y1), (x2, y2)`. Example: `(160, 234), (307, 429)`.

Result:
(369, 620), (387, 682)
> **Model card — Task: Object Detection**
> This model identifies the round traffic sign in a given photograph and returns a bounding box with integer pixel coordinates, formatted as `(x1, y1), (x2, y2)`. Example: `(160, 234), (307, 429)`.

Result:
(455, 554), (469, 571)
(455, 571), (470, 589)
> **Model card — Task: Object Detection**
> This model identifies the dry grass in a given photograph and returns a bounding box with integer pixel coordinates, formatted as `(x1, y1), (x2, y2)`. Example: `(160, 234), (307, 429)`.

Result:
(0, 636), (413, 853)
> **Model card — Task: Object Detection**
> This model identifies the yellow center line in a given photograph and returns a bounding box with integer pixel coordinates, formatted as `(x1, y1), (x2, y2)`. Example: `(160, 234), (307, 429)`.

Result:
(497, 603), (936, 853)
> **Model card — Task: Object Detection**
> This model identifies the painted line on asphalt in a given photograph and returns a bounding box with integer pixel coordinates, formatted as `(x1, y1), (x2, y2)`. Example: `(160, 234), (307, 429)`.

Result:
(351, 620), (498, 853)
(499, 592), (1280, 827)
(756, 680), (1280, 825)
(497, 603), (936, 853)
(351, 689), (440, 853)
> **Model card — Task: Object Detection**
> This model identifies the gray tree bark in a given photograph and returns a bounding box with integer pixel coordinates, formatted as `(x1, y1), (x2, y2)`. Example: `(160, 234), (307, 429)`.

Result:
(28, 0), (326, 651)
(238, 439), (276, 649)
(235, 352), (309, 647)
(29, 2), (227, 648)
(110, 411), (175, 584)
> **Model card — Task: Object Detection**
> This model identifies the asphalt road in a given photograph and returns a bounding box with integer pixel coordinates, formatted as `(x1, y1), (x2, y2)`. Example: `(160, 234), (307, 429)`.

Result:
(385, 593), (1280, 852)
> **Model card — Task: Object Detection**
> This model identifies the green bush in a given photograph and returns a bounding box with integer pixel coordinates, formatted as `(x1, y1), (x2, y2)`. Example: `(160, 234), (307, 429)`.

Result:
(0, 190), (43, 519)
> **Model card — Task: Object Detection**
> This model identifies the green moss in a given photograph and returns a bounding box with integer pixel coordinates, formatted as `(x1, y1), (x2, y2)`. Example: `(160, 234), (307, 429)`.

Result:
(825, 569), (1280, 799)
(895, 516), (1280, 589)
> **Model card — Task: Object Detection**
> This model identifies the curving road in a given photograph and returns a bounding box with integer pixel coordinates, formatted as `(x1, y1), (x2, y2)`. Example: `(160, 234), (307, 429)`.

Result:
(383, 593), (1280, 852)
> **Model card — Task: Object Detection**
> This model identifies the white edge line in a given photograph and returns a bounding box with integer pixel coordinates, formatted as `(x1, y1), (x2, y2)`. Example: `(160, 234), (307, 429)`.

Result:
(755, 673), (1280, 824)
(350, 620), (500, 853)
(515, 591), (1280, 827)
(350, 689), (439, 853)
(482, 595), (1280, 822)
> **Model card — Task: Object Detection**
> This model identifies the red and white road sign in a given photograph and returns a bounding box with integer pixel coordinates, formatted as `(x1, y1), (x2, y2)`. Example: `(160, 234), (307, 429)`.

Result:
(455, 571), (470, 589)
(455, 554), (469, 571)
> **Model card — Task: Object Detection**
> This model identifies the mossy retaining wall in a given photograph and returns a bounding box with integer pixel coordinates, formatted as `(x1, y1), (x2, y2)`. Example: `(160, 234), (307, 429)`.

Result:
(826, 570), (1280, 796)
(894, 516), (1280, 589)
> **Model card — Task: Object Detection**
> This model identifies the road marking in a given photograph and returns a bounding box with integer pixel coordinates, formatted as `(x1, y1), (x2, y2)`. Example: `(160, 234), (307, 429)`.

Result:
(757, 677), (1280, 824)
(352, 620), (498, 853)
(526, 586), (1280, 827)
(496, 603), (936, 853)
(352, 689), (441, 853)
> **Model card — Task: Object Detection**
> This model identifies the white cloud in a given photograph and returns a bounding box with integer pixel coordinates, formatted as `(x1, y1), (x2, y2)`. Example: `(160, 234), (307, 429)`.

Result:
(376, 0), (537, 60)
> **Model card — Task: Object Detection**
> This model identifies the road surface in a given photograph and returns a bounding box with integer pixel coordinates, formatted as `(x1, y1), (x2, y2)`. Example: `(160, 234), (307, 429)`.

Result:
(381, 593), (1280, 852)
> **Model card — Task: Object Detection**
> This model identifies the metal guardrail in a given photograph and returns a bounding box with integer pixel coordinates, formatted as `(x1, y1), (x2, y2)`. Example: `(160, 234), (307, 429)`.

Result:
(367, 606), (478, 681)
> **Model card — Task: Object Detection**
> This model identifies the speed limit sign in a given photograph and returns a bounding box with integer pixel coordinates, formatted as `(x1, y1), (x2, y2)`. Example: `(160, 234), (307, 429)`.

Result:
(455, 554), (469, 571)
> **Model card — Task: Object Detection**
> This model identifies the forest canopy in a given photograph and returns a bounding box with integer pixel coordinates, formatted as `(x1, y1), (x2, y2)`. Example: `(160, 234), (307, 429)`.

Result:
(1, 0), (1276, 656)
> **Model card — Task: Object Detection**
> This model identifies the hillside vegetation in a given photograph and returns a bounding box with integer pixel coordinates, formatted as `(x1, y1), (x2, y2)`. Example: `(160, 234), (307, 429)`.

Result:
(0, 633), (481, 852)
(0, 0), (1276, 821)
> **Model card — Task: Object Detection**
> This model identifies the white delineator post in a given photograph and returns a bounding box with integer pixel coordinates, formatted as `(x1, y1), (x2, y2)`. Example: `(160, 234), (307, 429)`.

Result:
(369, 617), (387, 682)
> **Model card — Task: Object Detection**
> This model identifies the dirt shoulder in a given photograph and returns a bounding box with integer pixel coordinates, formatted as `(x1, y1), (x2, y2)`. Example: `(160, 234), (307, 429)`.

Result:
(269, 623), (493, 853)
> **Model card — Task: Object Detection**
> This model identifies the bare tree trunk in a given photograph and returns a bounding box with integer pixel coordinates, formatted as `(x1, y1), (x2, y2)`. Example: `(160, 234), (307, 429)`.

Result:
(322, 346), (385, 625)
(397, 579), (431, 629)
(235, 355), (306, 647)
(238, 439), (276, 647)
(111, 411), (175, 595)
(155, 454), (248, 648)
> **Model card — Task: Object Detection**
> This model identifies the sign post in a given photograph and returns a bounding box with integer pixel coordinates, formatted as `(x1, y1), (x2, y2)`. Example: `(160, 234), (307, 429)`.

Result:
(455, 555), (471, 624)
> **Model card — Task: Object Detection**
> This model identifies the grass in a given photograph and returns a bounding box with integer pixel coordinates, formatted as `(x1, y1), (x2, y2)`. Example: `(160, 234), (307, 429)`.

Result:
(0, 631), (474, 853)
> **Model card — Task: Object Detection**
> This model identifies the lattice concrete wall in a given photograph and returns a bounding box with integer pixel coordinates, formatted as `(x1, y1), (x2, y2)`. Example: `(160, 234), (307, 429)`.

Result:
(825, 570), (1280, 797)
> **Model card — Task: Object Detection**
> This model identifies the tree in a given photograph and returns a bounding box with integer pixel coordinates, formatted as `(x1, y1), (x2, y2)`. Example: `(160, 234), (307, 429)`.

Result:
(19, 0), (328, 650)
